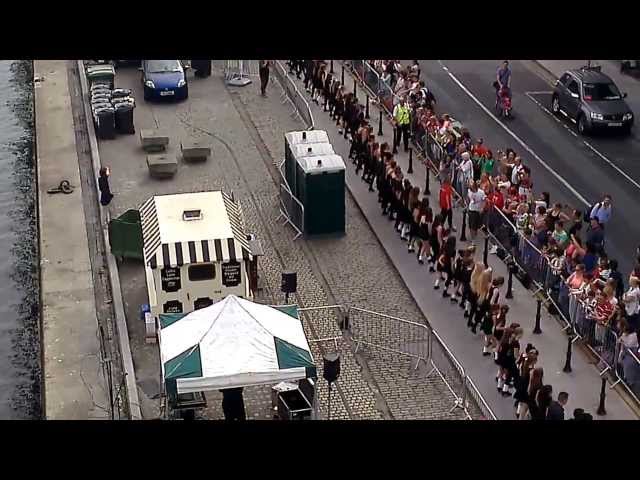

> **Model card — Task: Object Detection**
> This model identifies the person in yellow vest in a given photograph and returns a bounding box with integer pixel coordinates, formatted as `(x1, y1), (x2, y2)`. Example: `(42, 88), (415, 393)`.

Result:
(393, 96), (411, 152)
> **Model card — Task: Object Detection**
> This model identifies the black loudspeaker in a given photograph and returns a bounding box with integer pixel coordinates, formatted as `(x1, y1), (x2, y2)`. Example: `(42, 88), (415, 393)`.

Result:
(281, 271), (297, 294)
(323, 353), (340, 384)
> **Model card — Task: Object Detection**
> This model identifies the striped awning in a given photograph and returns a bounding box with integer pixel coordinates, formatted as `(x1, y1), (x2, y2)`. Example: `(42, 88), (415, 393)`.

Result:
(148, 238), (250, 269)
(139, 192), (253, 270)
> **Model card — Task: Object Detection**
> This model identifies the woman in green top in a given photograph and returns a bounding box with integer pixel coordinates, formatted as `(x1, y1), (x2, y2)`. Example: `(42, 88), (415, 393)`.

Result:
(481, 150), (495, 176)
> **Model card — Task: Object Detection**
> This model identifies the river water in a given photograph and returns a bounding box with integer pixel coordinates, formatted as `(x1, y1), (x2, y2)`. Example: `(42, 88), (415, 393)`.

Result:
(0, 60), (40, 419)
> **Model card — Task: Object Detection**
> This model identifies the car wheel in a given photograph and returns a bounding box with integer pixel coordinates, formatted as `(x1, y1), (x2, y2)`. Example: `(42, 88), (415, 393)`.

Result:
(551, 95), (560, 115)
(622, 124), (632, 135)
(577, 114), (589, 135)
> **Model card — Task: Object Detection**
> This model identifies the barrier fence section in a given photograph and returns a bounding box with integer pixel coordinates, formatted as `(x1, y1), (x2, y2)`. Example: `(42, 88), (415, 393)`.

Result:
(344, 59), (640, 408)
(274, 60), (315, 130)
(276, 162), (304, 240)
(348, 306), (496, 419)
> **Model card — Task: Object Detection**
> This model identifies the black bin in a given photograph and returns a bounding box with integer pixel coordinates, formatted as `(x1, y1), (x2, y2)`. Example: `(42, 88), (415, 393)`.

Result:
(114, 103), (135, 134)
(95, 108), (116, 139)
(192, 60), (211, 78)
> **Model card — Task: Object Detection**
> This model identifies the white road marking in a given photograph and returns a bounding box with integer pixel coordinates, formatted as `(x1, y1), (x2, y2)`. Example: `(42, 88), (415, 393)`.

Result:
(525, 90), (554, 95)
(437, 60), (590, 206)
(525, 92), (578, 137)
(526, 92), (640, 192)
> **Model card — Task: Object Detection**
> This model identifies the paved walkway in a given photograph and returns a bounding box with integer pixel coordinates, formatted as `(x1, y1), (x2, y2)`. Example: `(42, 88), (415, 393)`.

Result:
(35, 60), (109, 419)
(286, 62), (637, 419)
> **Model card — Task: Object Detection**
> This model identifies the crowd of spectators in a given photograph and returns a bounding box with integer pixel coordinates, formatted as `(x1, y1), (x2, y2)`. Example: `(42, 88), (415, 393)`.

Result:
(287, 58), (636, 416)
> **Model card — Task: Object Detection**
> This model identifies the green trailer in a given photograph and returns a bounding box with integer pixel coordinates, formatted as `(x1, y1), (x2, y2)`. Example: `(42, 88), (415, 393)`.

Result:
(108, 209), (144, 262)
(295, 153), (346, 236)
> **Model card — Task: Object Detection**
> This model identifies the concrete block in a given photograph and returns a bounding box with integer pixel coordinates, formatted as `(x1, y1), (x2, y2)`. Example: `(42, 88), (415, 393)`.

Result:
(140, 129), (169, 152)
(181, 141), (211, 162)
(147, 154), (177, 179)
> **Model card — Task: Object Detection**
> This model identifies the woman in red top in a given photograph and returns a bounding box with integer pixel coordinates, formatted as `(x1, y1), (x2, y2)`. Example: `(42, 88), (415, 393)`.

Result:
(488, 188), (505, 211)
(439, 178), (455, 231)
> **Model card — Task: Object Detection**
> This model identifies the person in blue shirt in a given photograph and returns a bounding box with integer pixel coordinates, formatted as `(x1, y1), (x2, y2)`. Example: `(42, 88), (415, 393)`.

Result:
(496, 61), (512, 99)
(590, 194), (612, 228)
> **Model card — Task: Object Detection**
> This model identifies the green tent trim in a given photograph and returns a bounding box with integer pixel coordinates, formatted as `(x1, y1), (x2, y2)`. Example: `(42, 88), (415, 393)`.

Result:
(272, 304), (299, 319)
(274, 336), (316, 378)
(159, 312), (188, 329)
(164, 344), (203, 380)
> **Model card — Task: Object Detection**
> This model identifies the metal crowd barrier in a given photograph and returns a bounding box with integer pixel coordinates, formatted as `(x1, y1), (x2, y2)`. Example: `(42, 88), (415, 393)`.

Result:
(276, 162), (304, 240)
(273, 60), (315, 130)
(347, 306), (496, 419)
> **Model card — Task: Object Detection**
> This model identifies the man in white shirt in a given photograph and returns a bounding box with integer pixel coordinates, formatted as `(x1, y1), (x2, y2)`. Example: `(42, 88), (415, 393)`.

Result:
(458, 151), (474, 200)
(467, 181), (487, 241)
(623, 276), (640, 331)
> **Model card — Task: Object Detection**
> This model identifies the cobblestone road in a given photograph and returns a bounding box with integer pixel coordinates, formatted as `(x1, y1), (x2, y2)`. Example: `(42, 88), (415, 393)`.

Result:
(98, 63), (474, 420)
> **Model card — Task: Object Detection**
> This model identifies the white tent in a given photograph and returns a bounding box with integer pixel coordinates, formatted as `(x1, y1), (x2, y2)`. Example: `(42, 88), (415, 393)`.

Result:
(158, 295), (316, 396)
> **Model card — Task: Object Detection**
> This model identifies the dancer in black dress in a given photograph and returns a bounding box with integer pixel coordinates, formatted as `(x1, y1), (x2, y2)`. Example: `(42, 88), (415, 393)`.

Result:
(323, 72), (333, 111)
(451, 249), (468, 304)
(334, 86), (344, 128)
(490, 305), (509, 361)
(481, 304), (500, 356)
(531, 384), (553, 421)
(312, 63), (326, 104)
(377, 151), (391, 203)
(406, 187), (421, 252)
(472, 276), (505, 335)
(415, 198), (433, 264)
(428, 214), (444, 273)
(514, 347), (539, 419)
(381, 160), (397, 216)
(398, 180), (414, 240)
(389, 167), (404, 222)
(497, 326), (523, 396)
(436, 236), (457, 297)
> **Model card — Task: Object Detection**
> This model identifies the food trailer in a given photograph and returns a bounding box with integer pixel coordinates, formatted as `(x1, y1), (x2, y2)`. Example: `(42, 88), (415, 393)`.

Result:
(139, 190), (254, 319)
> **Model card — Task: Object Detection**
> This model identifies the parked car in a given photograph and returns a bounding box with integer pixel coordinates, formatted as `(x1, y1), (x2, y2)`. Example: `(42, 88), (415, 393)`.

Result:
(551, 67), (633, 135)
(141, 60), (188, 101)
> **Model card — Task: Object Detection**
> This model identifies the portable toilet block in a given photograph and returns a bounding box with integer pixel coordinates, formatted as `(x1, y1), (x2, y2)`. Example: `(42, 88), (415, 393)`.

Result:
(290, 143), (335, 199)
(284, 130), (331, 196)
(295, 154), (346, 236)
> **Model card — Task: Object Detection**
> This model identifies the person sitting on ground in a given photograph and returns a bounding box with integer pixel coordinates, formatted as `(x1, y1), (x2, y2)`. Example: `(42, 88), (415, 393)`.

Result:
(546, 392), (569, 421)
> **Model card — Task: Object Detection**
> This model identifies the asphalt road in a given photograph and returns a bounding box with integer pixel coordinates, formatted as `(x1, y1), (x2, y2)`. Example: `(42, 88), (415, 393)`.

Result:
(413, 59), (640, 277)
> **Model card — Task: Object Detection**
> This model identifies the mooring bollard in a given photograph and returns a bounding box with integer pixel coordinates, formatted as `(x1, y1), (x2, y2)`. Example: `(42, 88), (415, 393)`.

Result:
(425, 161), (431, 195)
(353, 77), (357, 100)
(392, 127), (398, 154)
(378, 110), (383, 136)
(483, 236), (489, 268)
(460, 209), (467, 242)
(506, 263), (514, 299)
(408, 147), (413, 174)
(365, 94), (370, 119)
(563, 334), (574, 373)
(341, 64), (345, 85)
(597, 376), (607, 416)
(533, 298), (542, 334)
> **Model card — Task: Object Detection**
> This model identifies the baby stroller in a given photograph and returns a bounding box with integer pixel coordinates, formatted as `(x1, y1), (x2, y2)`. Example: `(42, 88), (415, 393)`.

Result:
(493, 82), (512, 118)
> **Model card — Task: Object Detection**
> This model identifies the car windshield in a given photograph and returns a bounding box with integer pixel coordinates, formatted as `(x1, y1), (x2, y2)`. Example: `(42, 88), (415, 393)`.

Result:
(582, 82), (622, 101)
(147, 60), (182, 73)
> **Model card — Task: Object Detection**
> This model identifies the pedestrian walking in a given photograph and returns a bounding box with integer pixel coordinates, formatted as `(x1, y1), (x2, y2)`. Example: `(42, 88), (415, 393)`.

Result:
(392, 96), (411, 152)
(98, 166), (114, 206)
(531, 384), (553, 420)
(259, 60), (272, 97)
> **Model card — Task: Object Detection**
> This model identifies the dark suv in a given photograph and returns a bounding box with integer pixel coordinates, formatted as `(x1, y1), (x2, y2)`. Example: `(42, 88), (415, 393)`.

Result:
(551, 67), (633, 135)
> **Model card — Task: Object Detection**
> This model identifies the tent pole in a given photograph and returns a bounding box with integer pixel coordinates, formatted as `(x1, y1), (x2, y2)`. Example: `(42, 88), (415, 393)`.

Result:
(327, 382), (332, 421)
